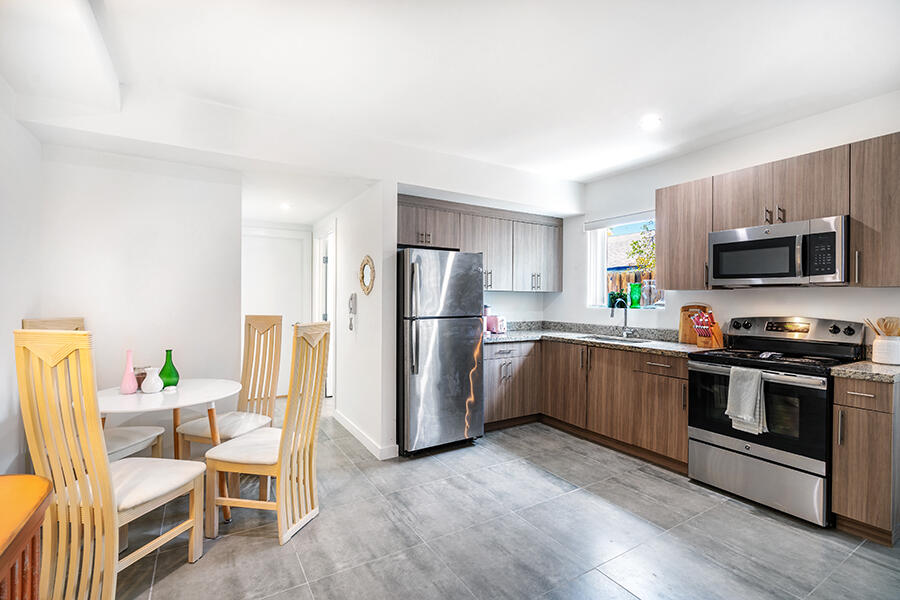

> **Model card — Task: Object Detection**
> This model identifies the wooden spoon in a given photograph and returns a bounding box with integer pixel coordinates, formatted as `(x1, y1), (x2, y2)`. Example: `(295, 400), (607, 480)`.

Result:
(880, 317), (900, 337)
(865, 318), (883, 337)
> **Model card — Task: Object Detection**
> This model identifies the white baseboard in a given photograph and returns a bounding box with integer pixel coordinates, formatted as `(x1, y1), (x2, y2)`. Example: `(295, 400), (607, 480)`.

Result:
(332, 410), (399, 460)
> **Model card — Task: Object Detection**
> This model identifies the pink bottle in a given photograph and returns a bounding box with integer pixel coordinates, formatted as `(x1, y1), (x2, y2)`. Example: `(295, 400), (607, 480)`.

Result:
(120, 349), (139, 394)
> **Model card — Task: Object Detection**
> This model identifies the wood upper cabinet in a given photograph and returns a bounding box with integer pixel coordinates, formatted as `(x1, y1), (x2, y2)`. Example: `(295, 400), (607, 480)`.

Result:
(542, 341), (586, 428)
(633, 372), (689, 462)
(832, 404), (893, 530)
(850, 132), (900, 287)
(398, 204), (420, 245)
(773, 145), (849, 223)
(586, 347), (637, 444)
(712, 163), (774, 231)
(656, 177), (712, 290)
(513, 222), (562, 292)
(397, 204), (460, 249)
(460, 214), (513, 291)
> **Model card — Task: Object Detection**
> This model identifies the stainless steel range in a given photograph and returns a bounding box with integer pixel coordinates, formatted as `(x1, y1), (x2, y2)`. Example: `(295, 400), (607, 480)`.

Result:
(688, 316), (864, 526)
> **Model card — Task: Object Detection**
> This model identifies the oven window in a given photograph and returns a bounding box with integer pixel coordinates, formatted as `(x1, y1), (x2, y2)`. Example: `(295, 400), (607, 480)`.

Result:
(713, 236), (797, 279)
(689, 372), (829, 461)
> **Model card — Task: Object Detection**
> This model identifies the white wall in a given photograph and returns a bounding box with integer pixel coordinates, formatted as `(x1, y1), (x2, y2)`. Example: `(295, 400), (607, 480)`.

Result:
(484, 291), (544, 323)
(545, 90), (900, 336)
(0, 81), (43, 474)
(241, 223), (312, 396)
(38, 146), (243, 446)
(316, 181), (398, 459)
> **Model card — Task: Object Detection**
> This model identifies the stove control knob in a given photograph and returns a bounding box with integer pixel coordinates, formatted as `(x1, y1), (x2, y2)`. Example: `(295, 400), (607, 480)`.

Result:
(732, 320), (742, 330)
(843, 326), (856, 336)
(829, 324), (841, 334)
(742, 320), (752, 330)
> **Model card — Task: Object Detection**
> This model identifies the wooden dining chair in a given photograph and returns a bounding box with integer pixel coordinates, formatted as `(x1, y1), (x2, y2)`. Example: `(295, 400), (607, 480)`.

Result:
(177, 315), (281, 459)
(22, 317), (165, 461)
(205, 322), (329, 545)
(14, 329), (206, 600)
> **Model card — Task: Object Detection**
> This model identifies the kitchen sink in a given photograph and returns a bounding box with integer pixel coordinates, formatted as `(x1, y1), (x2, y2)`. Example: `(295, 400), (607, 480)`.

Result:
(579, 334), (651, 344)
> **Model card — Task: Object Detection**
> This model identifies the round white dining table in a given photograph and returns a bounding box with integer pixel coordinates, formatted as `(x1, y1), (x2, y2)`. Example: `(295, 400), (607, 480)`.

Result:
(98, 378), (242, 459)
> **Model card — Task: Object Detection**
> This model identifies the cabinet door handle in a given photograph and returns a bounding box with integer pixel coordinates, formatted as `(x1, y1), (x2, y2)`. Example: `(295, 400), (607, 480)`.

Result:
(495, 349), (513, 355)
(530, 273), (536, 290)
(682, 382), (687, 410)
(646, 361), (672, 368)
(504, 361), (512, 381)
(776, 205), (785, 223)
(418, 232), (424, 243)
(847, 391), (875, 398)
(855, 251), (860, 284)
(837, 409), (844, 445)
(426, 232), (432, 244)
(537, 273), (542, 290)
(704, 262), (709, 288)
(764, 207), (773, 224)
(489, 270), (493, 289)
(580, 348), (584, 369)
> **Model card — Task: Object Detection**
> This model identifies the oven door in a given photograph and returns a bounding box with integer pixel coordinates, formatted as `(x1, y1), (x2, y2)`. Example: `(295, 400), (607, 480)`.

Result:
(708, 220), (809, 286)
(687, 361), (830, 465)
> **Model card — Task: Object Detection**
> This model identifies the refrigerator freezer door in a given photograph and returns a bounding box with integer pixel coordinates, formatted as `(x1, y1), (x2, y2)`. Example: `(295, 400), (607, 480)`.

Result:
(403, 316), (484, 451)
(401, 248), (483, 318)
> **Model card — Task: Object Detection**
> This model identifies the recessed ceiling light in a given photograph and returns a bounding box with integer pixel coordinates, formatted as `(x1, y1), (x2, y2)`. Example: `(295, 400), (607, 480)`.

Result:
(280, 202), (291, 211)
(639, 113), (662, 131)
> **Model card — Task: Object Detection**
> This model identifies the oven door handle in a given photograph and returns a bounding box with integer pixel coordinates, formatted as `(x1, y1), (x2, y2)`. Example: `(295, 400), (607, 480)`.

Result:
(688, 361), (827, 390)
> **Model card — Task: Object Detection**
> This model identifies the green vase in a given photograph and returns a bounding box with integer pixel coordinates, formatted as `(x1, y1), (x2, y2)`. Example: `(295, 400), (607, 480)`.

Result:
(629, 282), (642, 308)
(159, 349), (179, 388)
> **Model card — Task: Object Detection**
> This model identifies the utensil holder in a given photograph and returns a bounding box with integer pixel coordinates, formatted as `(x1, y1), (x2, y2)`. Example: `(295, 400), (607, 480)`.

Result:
(872, 337), (900, 365)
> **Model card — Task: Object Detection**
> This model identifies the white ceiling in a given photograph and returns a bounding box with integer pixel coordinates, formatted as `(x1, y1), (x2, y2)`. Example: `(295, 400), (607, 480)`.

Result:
(86, 0), (900, 181)
(2, 0), (900, 199)
(242, 169), (373, 225)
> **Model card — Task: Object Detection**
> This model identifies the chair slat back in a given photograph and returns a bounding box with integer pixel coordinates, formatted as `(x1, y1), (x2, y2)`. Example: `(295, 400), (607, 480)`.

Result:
(238, 315), (283, 417)
(21, 317), (86, 331)
(14, 329), (117, 600)
(277, 322), (329, 532)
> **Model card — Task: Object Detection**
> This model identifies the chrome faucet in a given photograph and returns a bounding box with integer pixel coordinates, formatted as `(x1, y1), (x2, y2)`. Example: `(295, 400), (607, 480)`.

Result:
(610, 297), (637, 338)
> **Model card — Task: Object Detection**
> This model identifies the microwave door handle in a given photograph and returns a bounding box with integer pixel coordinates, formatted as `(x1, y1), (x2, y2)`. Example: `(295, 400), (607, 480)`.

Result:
(796, 234), (804, 277)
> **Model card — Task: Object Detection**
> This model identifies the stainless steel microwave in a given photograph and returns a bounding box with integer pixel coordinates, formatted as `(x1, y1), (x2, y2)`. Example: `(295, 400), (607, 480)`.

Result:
(708, 215), (848, 287)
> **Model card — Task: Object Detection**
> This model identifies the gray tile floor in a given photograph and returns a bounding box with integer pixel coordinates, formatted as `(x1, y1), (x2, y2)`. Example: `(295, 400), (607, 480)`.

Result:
(118, 418), (900, 600)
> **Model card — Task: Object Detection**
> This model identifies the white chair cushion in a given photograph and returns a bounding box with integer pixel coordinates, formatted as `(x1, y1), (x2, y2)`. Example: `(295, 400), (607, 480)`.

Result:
(205, 427), (282, 465)
(176, 411), (271, 441)
(110, 457), (206, 512)
(104, 426), (165, 461)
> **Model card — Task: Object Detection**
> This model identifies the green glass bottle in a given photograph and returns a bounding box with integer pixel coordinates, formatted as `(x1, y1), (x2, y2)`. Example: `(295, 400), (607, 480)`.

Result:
(159, 349), (180, 389)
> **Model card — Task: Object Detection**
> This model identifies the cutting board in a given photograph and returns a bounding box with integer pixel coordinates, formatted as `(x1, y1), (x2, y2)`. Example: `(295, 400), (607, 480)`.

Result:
(679, 304), (710, 344)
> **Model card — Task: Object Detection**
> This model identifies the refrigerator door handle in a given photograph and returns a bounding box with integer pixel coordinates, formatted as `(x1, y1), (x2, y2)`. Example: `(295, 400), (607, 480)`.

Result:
(410, 261), (419, 318)
(411, 320), (419, 374)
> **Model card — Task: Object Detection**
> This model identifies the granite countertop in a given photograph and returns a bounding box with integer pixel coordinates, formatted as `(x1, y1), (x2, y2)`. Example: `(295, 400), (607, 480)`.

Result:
(484, 329), (700, 358)
(830, 361), (900, 383)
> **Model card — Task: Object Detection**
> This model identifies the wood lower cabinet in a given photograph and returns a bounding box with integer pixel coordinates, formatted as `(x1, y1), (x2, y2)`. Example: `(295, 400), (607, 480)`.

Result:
(634, 372), (689, 462)
(460, 214), (514, 291)
(586, 347), (637, 444)
(712, 163), (774, 231)
(542, 341), (586, 428)
(656, 177), (712, 291)
(850, 132), (900, 287)
(484, 343), (541, 423)
(773, 145), (849, 223)
(832, 404), (894, 531)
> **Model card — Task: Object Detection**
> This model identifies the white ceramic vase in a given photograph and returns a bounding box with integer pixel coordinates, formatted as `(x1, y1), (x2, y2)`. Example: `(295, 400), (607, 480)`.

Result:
(141, 367), (164, 393)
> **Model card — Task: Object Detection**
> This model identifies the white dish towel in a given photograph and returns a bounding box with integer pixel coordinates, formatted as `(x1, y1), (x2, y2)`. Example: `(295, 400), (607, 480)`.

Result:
(725, 366), (768, 435)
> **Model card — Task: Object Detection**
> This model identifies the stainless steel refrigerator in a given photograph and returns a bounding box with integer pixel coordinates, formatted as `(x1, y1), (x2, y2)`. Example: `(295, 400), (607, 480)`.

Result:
(398, 248), (484, 453)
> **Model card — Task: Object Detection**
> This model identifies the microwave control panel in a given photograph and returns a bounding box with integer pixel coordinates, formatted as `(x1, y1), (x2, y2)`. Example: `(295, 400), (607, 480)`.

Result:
(807, 231), (836, 276)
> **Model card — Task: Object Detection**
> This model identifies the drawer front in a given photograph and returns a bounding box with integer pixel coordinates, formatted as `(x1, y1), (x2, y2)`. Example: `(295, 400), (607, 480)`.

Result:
(485, 341), (537, 360)
(633, 354), (688, 379)
(834, 378), (894, 413)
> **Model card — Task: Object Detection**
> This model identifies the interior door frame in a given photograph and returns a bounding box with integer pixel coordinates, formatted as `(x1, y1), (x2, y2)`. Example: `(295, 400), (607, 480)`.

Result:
(313, 223), (336, 398)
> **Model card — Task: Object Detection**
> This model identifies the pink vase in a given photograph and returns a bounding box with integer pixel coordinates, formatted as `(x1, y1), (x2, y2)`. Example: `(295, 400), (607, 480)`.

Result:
(120, 349), (138, 394)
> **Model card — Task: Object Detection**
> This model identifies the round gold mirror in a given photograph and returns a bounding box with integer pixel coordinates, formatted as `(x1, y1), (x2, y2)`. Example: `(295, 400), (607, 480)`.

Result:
(359, 255), (375, 295)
